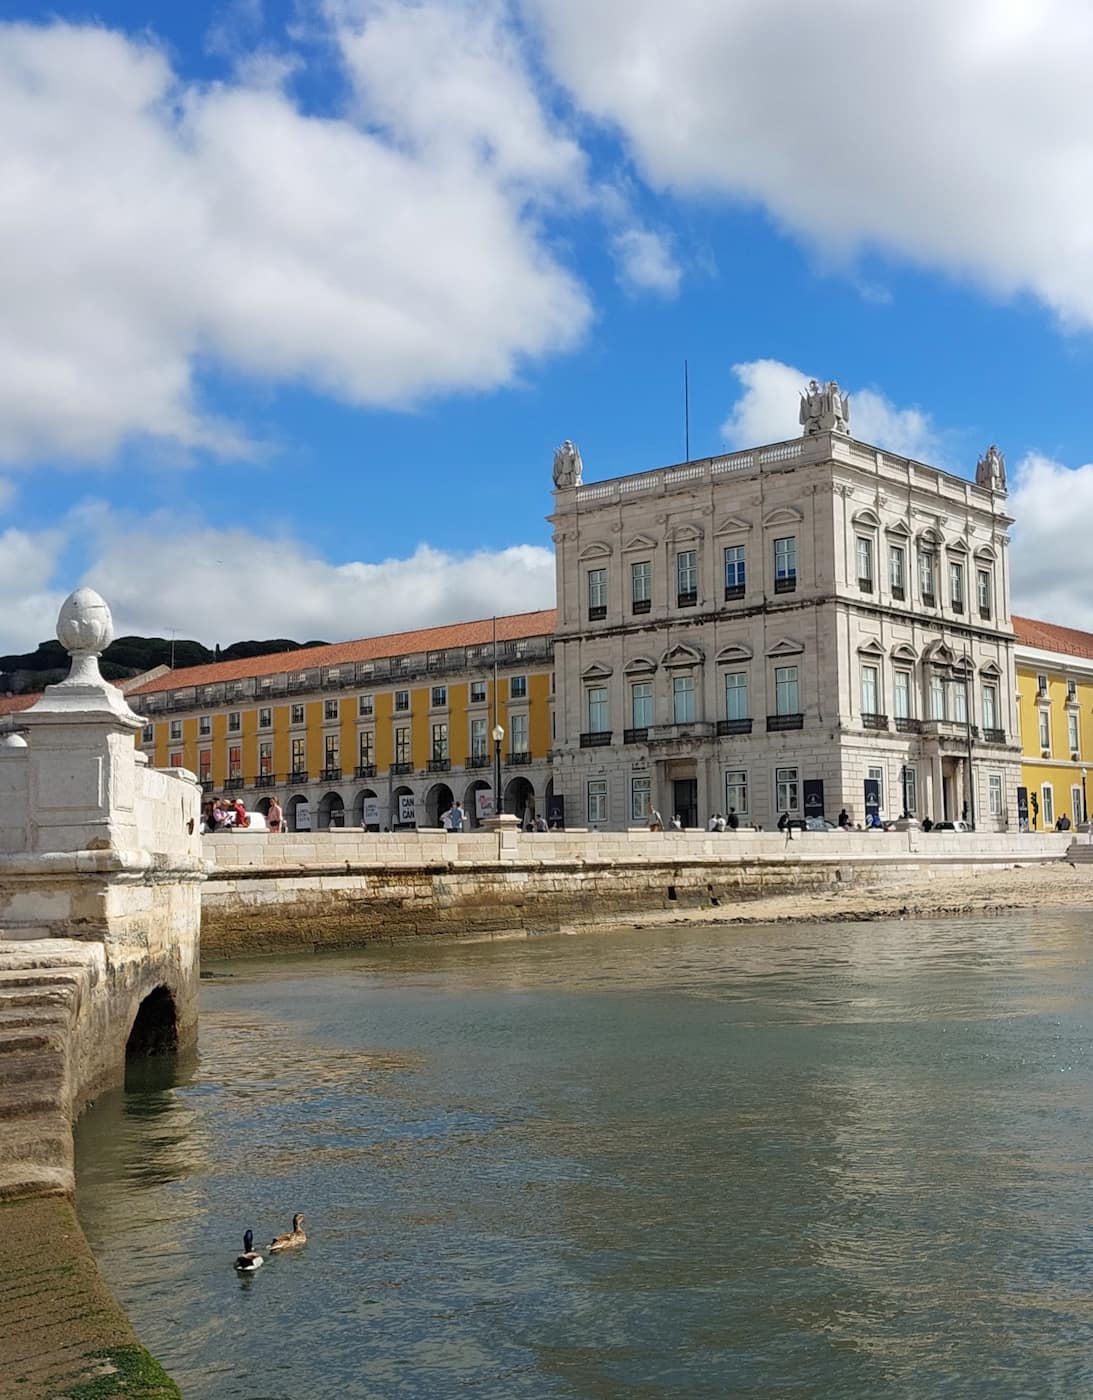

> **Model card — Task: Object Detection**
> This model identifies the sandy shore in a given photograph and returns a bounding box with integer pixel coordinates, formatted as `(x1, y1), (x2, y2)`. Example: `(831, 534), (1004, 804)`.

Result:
(619, 861), (1093, 929)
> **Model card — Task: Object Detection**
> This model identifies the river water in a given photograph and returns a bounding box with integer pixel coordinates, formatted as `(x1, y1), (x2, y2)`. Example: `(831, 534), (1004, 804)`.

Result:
(74, 914), (1093, 1399)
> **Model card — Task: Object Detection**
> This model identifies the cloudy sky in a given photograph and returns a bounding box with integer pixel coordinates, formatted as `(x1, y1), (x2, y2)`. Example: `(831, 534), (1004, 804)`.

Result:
(0, 0), (1089, 649)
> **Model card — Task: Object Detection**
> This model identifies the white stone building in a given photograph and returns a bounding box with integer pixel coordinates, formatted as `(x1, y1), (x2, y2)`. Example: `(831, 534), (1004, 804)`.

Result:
(549, 415), (1021, 831)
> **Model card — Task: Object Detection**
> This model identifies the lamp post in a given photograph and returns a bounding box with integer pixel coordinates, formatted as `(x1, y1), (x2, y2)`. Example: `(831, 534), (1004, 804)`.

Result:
(492, 723), (504, 821)
(900, 764), (911, 820)
(1083, 767), (1088, 827)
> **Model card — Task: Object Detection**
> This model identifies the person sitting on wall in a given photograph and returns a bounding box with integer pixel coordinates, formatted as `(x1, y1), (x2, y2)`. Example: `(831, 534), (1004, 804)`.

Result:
(707, 813), (721, 832)
(777, 811), (790, 832)
(866, 811), (881, 829)
(232, 798), (249, 830)
(726, 808), (739, 831)
(837, 808), (851, 829)
(534, 813), (548, 832)
(670, 814), (684, 831)
(921, 817), (933, 832)
(212, 798), (231, 829)
(648, 810), (663, 832)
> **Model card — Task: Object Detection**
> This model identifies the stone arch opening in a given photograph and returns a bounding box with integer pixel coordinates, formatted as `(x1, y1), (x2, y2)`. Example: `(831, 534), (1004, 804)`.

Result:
(254, 796), (272, 817)
(287, 794), (309, 831)
(425, 782), (454, 827)
(317, 791), (345, 830)
(392, 784), (416, 829)
(126, 985), (179, 1059)
(352, 787), (379, 829)
(504, 776), (535, 824)
(463, 779), (491, 828)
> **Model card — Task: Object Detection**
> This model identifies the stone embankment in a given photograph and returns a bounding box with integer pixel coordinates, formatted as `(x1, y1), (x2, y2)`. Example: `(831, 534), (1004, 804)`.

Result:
(201, 827), (1072, 957)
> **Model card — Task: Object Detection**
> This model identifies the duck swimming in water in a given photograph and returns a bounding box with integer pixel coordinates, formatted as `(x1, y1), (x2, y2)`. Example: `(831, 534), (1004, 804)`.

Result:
(234, 1230), (264, 1272)
(268, 1213), (307, 1252)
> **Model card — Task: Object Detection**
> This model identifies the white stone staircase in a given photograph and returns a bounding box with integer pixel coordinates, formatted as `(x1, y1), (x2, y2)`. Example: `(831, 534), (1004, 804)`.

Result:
(1065, 840), (1093, 863)
(0, 940), (102, 1200)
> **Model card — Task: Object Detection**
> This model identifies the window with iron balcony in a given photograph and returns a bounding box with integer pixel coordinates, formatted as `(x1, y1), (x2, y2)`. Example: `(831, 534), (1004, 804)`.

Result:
(588, 568), (607, 621)
(676, 550), (698, 607)
(773, 536), (797, 594)
(723, 545), (745, 601)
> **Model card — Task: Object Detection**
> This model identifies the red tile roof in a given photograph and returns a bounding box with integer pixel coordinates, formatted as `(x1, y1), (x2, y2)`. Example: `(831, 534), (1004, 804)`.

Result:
(0, 694), (37, 718)
(128, 609), (559, 696)
(1014, 615), (1093, 661)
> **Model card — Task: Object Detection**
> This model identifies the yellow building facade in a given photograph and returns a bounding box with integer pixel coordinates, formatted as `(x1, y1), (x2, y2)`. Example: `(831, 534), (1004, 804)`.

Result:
(1014, 616), (1093, 831)
(129, 611), (557, 831)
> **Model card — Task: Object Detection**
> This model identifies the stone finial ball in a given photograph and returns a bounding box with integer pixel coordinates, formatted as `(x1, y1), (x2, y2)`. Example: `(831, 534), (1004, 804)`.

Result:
(56, 587), (114, 656)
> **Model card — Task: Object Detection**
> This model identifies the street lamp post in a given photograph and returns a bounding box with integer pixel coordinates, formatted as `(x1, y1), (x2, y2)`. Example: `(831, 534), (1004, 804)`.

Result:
(900, 764), (911, 820)
(1083, 767), (1088, 827)
(492, 723), (504, 821)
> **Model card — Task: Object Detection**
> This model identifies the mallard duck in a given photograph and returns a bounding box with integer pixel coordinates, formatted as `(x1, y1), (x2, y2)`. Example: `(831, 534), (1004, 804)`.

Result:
(234, 1229), (264, 1272)
(268, 1213), (306, 1252)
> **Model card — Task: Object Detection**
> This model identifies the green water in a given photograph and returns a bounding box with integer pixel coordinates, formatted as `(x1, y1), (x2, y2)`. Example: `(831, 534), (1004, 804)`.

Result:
(74, 914), (1093, 1398)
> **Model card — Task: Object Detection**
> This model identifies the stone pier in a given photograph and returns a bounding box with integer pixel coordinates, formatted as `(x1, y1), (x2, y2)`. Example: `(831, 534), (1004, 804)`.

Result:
(0, 589), (201, 1398)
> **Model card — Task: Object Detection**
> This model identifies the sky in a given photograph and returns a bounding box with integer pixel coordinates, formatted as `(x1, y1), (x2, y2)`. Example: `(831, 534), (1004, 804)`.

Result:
(1, 0), (1090, 651)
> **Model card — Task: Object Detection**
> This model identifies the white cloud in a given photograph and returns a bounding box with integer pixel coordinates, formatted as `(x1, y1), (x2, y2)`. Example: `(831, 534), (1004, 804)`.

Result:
(0, 14), (590, 464)
(1009, 454), (1093, 629)
(610, 227), (681, 297)
(0, 502), (555, 652)
(721, 358), (941, 461)
(529, 0), (1093, 328)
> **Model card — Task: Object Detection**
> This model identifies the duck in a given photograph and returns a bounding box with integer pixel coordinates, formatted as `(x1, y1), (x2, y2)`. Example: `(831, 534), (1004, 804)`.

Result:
(268, 1213), (307, 1252)
(234, 1229), (264, 1272)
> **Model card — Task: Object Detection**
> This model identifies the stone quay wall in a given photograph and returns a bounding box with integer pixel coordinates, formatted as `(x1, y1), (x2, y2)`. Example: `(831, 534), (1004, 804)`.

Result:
(201, 828), (1071, 957)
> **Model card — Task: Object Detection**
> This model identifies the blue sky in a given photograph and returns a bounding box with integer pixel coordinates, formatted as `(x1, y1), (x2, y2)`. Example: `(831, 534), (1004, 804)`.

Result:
(1, 0), (1090, 648)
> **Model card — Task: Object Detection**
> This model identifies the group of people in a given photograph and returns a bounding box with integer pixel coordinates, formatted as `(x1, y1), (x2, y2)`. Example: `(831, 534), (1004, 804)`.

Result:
(203, 796), (250, 832)
(705, 810), (741, 832)
(202, 795), (284, 833)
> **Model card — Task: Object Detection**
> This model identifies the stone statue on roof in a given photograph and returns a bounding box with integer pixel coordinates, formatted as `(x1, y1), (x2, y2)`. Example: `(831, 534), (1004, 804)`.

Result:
(975, 443), (1007, 493)
(552, 439), (583, 488)
(799, 379), (851, 436)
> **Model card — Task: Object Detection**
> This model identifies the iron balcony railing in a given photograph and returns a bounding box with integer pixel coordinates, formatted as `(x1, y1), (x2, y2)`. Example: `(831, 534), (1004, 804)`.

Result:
(677, 591), (698, 608)
(355, 764), (376, 778)
(623, 727), (648, 744)
(427, 758), (451, 772)
(466, 753), (490, 769)
(224, 777), (244, 792)
(774, 576), (796, 594)
(861, 712), (889, 730)
(320, 767), (343, 782)
(716, 718), (752, 736)
(391, 761), (414, 775)
(723, 584), (745, 601)
(632, 598), (652, 614)
(766, 713), (804, 732)
(895, 717), (922, 733)
(254, 774), (275, 788)
(288, 769), (309, 784)
(579, 732), (612, 748)
(507, 750), (532, 766)
(588, 605), (607, 621)
(982, 728), (1006, 744)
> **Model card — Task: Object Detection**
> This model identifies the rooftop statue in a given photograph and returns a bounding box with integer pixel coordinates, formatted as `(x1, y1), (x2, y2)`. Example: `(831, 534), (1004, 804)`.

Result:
(799, 379), (851, 436)
(553, 439), (583, 488)
(975, 443), (1007, 493)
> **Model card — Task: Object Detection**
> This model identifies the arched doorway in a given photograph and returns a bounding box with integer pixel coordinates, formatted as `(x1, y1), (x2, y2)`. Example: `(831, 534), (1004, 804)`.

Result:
(254, 796), (272, 817)
(504, 776), (535, 824)
(317, 791), (345, 830)
(425, 782), (454, 827)
(126, 986), (178, 1058)
(352, 788), (379, 830)
(392, 785), (416, 829)
(464, 779), (491, 828)
(287, 793), (309, 831)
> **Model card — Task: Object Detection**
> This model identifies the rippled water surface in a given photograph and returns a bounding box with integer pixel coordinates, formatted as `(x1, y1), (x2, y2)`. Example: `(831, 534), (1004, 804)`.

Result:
(75, 914), (1093, 1398)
